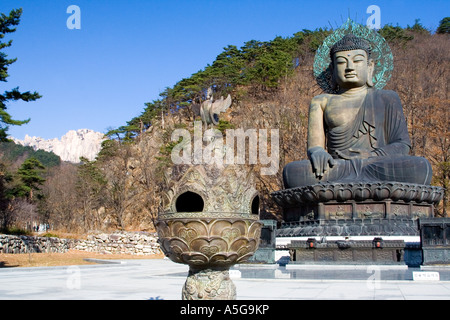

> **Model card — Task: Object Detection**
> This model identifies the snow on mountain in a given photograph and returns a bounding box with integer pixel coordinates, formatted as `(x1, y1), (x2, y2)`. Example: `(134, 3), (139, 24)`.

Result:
(13, 129), (105, 163)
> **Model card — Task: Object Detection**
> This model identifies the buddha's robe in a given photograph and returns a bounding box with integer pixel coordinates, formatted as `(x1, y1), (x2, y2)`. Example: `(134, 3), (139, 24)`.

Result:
(283, 89), (432, 188)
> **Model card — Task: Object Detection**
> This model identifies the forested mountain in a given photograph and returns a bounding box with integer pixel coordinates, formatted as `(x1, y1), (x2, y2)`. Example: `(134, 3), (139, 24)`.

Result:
(2, 17), (449, 233)
(0, 141), (61, 168)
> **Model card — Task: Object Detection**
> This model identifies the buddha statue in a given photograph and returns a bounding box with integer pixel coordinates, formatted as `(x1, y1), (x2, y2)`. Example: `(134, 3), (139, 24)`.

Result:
(282, 32), (432, 189)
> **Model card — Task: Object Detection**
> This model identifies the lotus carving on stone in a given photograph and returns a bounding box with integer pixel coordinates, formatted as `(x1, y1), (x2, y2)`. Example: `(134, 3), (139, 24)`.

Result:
(272, 181), (444, 207)
(157, 218), (261, 269)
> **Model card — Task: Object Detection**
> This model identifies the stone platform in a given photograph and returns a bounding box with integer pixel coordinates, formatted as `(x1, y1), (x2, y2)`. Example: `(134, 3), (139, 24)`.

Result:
(272, 181), (444, 238)
(272, 181), (443, 222)
(276, 218), (420, 237)
(287, 238), (405, 264)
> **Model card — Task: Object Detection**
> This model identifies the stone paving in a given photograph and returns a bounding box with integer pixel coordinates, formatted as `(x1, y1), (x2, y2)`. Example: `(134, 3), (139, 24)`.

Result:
(0, 258), (449, 300)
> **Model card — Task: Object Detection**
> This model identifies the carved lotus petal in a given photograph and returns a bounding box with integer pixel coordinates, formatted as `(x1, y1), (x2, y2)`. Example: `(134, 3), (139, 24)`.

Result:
(200, 245), (220, 256)
(302, 189), (318, 202)
(238, 240), (257, 256)
(284, 192), (297, 205)
(237, 245), (253, 256)
(427, 191), (437, 203)
(432, 189), (444, 203)
(248, 221), (263, 240)
(390, 186), (406, 201)
(166, 251), (184, 264)
(416, 189), (429, 203)
(209, 253), (238, 266)
(293, 191), (304, 203)
(163, 238), (188, 253)
(211, 220), (246, 239)
(354, 187), (371, 201)
(237, 252), (257, 263)
(178, 227), (198, 243)
(172, 220), (208, 240)
(273, 194), (284, 206)
(155, 221), (170, 238)
(160, 238), (189, 264)
(428, 188), (442, 203)
(221, 228), (241, 243)
(336, 188), (352, 202)
(228, 237), (254, 255)
(315, 186), (334, 202)
(182, 252), (209, 266)
(374, 186), (390, 200)
(403, 187), (418, 202)
(190, 237), (228, 256)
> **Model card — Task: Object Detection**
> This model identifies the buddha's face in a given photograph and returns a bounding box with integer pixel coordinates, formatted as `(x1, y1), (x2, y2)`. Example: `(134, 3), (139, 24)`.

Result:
(332, 49), (373, 90)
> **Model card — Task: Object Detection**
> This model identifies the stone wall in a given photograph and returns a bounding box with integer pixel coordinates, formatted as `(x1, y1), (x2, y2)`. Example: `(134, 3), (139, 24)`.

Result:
(73, 231), (161, 255)
(0, 234), (72, 254)
(0, 231), (161, 256)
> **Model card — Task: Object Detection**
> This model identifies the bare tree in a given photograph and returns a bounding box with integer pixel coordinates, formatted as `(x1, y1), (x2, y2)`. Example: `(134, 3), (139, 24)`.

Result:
(41, 163), (79, 231)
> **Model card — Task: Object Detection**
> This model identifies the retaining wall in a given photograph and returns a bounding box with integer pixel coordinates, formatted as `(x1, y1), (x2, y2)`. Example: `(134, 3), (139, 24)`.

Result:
(0, 231), (161, 255)
(73, 232), (161, 255)
(0, 234), (72, 254)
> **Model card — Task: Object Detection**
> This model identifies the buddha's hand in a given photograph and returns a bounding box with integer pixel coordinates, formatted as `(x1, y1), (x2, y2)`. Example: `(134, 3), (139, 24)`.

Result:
(308, 146), (336, 178)
(335, 148), (374, 160)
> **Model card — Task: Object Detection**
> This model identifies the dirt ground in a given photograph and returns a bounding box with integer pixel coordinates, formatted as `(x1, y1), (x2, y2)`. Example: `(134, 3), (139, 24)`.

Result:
(0, 250), (165, 268)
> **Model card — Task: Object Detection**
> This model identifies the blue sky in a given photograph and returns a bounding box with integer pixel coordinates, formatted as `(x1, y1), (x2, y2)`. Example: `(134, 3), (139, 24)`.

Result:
(0, 0), (448, 140)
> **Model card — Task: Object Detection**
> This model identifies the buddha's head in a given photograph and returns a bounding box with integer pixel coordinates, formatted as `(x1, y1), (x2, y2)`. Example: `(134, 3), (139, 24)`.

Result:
(330, 33), (375, 91)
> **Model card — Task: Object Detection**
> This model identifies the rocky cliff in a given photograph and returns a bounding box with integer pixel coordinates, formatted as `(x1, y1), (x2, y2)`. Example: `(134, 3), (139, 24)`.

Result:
(13, 129), (105, 163)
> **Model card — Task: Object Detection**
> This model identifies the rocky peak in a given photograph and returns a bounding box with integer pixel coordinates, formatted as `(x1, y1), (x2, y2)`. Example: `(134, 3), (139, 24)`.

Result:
(13, 129), (105, 163)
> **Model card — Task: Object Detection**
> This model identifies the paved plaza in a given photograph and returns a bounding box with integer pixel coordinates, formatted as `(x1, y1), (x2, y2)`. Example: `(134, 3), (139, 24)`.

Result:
(0, 258), (449, 300)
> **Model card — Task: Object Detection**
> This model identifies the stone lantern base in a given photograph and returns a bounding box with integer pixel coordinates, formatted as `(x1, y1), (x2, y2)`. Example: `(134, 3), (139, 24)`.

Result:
(182, 267), (236, 300)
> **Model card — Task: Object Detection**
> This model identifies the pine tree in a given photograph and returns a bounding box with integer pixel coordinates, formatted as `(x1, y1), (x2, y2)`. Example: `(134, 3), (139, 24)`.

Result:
(437, 17), (450, 34)
(0, 8), (41, 141)
(14, 157), (45, 200)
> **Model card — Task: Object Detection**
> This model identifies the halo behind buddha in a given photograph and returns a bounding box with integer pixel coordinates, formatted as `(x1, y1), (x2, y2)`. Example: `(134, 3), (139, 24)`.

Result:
(314, 18), (393, 93)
